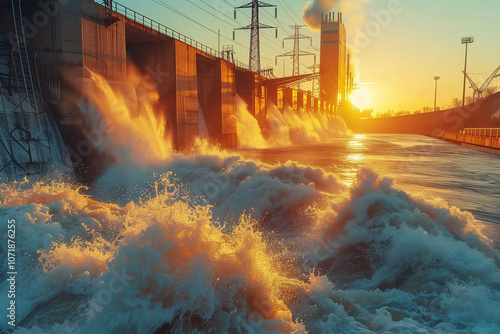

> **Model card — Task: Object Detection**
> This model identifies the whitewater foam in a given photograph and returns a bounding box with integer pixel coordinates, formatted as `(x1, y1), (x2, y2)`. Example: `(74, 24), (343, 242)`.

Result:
(2, 68), (499, 334)
(2, 146), (500, 333)
(234, 97), (350, 149)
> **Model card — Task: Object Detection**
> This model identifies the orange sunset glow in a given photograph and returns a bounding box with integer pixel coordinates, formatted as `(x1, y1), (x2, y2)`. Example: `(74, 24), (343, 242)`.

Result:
(115, 0), (500, 114)
(1, 0), (500, 333)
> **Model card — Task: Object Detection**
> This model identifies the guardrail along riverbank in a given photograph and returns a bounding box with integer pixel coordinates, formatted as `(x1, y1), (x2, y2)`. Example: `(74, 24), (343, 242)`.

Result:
(443, 128), (500, 155)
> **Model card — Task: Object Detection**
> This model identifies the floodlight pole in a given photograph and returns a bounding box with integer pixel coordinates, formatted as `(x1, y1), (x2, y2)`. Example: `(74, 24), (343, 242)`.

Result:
(461, 37), (474, 131)
(434, 76), (440, 112)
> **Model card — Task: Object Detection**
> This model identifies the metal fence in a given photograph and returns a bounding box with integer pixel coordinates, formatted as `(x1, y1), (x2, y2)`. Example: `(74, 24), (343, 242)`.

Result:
(463, 128), (500, 138)
(103, 1), (249, 70)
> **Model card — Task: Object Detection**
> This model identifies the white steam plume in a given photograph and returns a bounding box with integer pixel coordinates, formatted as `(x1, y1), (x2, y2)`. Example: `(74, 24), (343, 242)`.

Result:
(302, 0), (339, 31)
(302, 0), (372, 31)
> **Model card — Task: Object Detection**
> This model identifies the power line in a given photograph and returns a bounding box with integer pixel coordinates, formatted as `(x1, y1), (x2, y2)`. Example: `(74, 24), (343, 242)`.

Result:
(261, 9), (288, 33)
(280, 0), (302, 23)
(151, 0), (241, 47)
(150, 0), (288, 71)
(152, 0), (219, 35)
(277, 0), (298, 24)
(186, 0), (237, 27)
(224, 0), (249, 18)
(199, 0), (238, 23)
(192, 0), (285, 56)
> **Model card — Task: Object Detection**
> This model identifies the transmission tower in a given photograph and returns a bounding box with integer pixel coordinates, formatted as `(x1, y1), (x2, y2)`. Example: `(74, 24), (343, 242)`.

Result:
(233, 0), (277, 72)
(275, 25), (316, 78)
(307, 62), (321, 97)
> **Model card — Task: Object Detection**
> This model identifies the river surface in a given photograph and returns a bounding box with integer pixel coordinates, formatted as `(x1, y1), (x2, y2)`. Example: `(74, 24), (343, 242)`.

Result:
(240, 134), (500, 247)
(2, 134), (500, 333)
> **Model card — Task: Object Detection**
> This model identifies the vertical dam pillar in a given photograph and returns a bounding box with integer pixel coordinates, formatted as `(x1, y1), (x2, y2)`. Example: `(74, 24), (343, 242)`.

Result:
(218, 59), (237, 147)
(197, 55), (237, 147)
(267, 85), (278, 110)
(235, 69), (255, 116)
(306, 93), (312, 111)
(283, 87), (292, 108)
(297, 91), (304, 109)
(173, 41), (199, 149)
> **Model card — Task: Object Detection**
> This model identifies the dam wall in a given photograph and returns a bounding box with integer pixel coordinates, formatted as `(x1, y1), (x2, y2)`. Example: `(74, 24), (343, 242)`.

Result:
(0, 0), (336, 182)
(345, 91), (500, 138)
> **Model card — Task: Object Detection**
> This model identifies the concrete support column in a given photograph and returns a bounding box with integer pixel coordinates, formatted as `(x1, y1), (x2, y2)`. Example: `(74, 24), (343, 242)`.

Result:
(283, 87), (293, 108)
(297, 91), (304, 109)
(175, 41), (199, 149)
(235, 69), (255, 116)
(306, 94), (312, 111)
(219, 59), (237, 148)
(266, 85), (278, 112)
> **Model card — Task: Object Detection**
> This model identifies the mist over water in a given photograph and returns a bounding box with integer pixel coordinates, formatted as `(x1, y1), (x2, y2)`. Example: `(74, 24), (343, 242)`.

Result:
(1, 71), (500, 333)
(234, 95), (350, 149)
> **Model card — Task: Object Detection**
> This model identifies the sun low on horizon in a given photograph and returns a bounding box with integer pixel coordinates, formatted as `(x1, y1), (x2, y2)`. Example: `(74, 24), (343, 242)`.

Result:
(341, 0), (500, 113)
(350, 84), (374, 111)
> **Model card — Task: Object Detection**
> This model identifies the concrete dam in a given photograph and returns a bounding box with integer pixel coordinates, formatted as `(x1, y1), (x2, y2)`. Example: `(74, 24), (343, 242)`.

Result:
(0, 0), (343, 183)
(1, 0), (499, 182)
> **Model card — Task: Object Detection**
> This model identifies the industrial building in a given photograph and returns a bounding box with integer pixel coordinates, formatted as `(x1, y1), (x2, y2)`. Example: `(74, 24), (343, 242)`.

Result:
(320, 11), (347, 106)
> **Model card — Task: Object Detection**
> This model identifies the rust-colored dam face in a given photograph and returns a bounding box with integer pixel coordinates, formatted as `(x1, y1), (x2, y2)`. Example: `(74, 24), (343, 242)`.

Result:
(10, 0), (337, 182)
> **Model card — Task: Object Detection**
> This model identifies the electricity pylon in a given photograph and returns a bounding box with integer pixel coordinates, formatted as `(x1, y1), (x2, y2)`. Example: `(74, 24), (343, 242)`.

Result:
(234, 0), (277, 72)
(275, 24), (316, 78)
(308, 62), (321, 97)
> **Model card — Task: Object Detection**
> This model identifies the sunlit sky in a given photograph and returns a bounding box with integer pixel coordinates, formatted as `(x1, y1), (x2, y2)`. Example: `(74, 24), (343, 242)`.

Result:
(116, 0), (500, 113)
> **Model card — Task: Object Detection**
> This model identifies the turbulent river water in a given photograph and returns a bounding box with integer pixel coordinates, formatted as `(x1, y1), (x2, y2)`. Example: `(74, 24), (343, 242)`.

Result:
(240, 134), (500, 248)
(1, 70), (500, 333)
(1, 135), (500, 333)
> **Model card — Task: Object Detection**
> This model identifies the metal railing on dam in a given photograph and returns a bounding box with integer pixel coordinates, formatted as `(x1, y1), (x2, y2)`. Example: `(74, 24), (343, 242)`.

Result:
(444, 129), (500, 155)
(101, 1), (250, 71)
(463, 128), (500, 139)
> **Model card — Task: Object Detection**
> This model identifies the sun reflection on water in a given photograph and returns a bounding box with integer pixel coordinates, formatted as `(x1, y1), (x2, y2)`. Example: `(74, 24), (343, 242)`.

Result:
(341, 135), (367, 187)
(348, 154), (364, 161)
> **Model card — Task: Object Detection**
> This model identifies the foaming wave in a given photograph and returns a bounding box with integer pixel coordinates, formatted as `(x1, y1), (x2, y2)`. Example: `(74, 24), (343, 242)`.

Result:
(92, 138), (346, 230)
(2, 61), (500, 333)
(295, 168), (500, 333)
(2, 149), (500, 333)
(0, 175), (305, 333)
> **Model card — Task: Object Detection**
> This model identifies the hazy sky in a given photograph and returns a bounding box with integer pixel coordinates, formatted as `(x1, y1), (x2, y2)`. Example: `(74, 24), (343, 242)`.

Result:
(116, 0), (500, 113)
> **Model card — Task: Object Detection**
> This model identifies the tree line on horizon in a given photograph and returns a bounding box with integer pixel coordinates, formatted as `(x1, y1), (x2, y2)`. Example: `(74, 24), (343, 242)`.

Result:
(374, 85), (498, 118)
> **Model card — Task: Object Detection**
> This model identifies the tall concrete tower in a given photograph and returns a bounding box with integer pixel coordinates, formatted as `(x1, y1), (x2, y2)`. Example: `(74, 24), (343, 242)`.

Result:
(320, 12), (346, 106)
